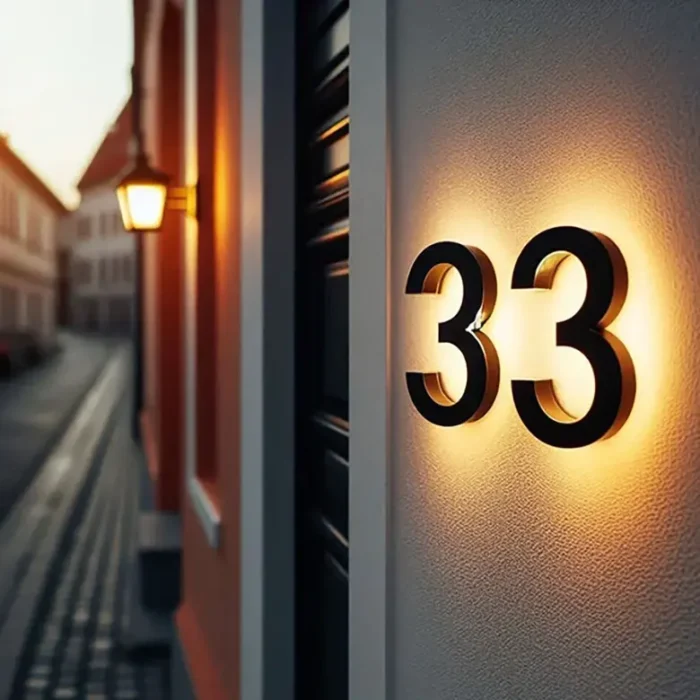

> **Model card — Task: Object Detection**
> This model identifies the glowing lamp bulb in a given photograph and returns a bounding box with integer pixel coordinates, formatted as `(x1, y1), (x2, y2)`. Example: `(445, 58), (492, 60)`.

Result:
(116, 156), (170, 233)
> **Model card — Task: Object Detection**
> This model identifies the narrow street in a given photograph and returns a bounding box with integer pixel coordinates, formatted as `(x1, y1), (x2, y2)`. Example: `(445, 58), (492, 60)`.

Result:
(0, 333), (114, 525)
(0, 335), (170, 699)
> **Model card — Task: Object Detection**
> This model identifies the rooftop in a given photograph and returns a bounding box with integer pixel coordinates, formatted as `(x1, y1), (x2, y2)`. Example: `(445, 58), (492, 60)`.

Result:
(75, 98), (133, 193)
(0, 135), (69, 214)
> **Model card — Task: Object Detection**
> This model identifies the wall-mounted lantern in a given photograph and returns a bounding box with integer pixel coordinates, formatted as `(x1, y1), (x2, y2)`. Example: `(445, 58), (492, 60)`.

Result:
(120, 59), (198, 439)
(116, 153), (197, 234)
(116, 64), (197, 234)
(116, 153), (169, 233)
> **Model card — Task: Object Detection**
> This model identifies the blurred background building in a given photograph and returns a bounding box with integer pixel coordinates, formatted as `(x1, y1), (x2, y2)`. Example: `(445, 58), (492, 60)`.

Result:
(67, 99), (135, 335)
(0, 134), (67, 348)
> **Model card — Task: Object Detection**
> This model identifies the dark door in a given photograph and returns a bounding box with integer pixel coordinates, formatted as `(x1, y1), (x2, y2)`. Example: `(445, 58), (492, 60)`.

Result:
(56, 250), (71, 326)
(84, 299), (99, 332)
(108, 297), (133, 335)
(295, 1), (350, 698)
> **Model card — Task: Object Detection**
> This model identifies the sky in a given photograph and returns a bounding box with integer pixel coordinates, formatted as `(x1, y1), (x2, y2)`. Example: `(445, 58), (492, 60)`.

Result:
(0, 0), (133, 208)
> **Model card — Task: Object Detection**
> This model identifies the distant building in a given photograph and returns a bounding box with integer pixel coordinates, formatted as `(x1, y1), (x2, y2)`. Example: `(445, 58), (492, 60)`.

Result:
(55, 215), (75, 328)
(0, 134), (67, 345)
(69, 100), (135, 335)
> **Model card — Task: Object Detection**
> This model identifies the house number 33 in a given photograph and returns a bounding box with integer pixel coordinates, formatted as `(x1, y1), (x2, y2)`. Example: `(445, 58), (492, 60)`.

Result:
(405, 226), (636, 449)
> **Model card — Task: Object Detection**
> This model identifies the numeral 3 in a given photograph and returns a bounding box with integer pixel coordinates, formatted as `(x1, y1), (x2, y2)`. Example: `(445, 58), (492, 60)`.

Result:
(405, 242), (499, 426)
(406, 228), (636, 448)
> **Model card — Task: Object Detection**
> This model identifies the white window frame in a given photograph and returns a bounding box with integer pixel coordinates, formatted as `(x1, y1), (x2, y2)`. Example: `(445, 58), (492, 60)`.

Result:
(182, 0), (221, 551)
(350, 0), (390, 698)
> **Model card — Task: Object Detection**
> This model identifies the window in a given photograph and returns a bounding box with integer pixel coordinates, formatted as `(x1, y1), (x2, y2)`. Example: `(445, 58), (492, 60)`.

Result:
(26, 210), (43, 253)
(73, 259), (92, 285)
(123, 254), (133, 282)
(113, 212), (123, 234)
(43, 217), (53, 256)
(0, 286), (19, 328)
(27, 292), (43, 334)
(77, 217), (92, 240)
(111, 257), (120, 283)
(80, 298), (99, 331)
(99, 259), (107, 286)
(0, 181), (6, 236)
(0, 181), (11, 238)
(7, 189), (19, 239)
(108, 298), (132, 333)
(0, 182), (19, 240)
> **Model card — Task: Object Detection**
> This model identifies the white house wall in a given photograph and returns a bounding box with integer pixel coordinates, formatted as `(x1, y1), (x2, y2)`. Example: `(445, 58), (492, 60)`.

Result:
(387, 1), (700, 698)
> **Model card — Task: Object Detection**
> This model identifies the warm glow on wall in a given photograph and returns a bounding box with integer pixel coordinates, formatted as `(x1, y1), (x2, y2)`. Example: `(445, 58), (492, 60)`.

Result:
(428, 246), (593, 412)
(406, 195), (671, 463)
(393, 112), (694, 622)
(402, 213), (515, 478)
(547, 255), (594, 419)
(407, 225), (634, 448)
(435, 257), (595, 407)
(430, 263), (555, 403)
(389, 14), (698, 688)
(533, 186), (673, 497)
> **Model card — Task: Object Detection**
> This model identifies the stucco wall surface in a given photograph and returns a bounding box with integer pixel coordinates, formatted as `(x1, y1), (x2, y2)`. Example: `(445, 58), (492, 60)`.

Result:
(389, 1), (700, 698)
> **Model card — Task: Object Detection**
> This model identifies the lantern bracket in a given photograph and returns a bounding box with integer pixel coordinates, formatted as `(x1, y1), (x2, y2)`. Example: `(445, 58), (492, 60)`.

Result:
(167, 182), (199, 220)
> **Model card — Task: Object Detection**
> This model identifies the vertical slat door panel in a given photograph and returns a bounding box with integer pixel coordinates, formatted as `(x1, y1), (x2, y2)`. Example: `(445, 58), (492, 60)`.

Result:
(296, 0), (350, 698)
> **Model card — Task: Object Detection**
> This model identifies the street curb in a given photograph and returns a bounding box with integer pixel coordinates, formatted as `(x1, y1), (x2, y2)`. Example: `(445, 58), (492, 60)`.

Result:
(6, 386), (128, 698)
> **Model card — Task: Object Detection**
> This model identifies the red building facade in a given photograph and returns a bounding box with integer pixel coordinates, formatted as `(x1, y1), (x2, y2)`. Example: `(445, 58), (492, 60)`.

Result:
(135, 0), (241, 697)
(132, 2), (700, 700)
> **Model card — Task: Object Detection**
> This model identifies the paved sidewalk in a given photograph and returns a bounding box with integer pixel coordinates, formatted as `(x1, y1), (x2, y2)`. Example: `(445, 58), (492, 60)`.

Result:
(0, 349), (170, 699)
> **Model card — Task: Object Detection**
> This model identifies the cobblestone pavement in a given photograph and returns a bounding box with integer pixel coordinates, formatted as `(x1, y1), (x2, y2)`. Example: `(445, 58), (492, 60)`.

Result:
(0, 347), (170, 699)
(0, 332), (115, 526)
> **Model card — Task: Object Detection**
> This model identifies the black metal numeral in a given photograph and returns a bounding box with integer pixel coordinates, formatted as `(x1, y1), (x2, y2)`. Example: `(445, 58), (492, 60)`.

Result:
(511, 226), (636, 448)
(405, 242), (500, 426)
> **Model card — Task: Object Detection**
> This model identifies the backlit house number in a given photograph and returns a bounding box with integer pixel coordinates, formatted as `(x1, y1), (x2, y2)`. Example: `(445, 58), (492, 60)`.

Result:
(406, 226), (636, 448)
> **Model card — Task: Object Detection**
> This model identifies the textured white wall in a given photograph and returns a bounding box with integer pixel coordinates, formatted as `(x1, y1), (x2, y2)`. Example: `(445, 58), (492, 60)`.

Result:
(349, 1), (389, 699)
(389, 1), (700, 698)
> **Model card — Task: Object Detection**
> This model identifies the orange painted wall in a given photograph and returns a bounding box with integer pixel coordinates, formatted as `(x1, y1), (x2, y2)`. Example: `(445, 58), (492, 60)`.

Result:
(140, 0), (160, 484)
(154, 0), (184, 512)
(138, 0), (240, 693)
(140, 0), (185, 513)
(174, 0), (241, 696)
(142, 0), (165, 498)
